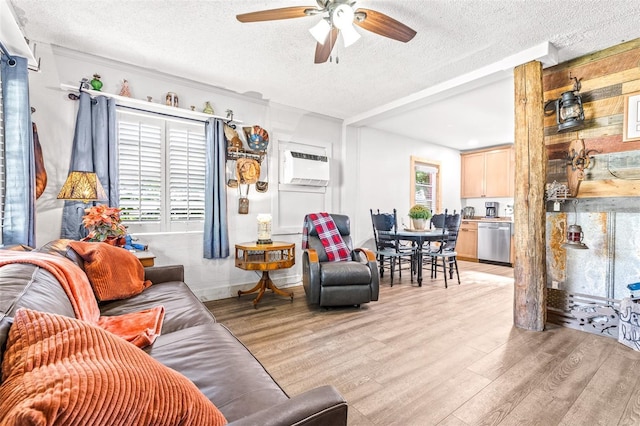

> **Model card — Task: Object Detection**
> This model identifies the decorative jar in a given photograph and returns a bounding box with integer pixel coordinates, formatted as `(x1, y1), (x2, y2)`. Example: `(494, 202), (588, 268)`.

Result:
(90, 74), (103, 91)
(257, 214), (272, 244)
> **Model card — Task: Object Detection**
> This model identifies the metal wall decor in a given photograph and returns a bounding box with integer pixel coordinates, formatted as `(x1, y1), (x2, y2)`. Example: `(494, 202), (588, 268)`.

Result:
(565, 139), (595, 197)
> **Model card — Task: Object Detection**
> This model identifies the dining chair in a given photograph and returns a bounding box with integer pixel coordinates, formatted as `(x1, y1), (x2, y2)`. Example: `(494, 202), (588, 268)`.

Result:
(370, 209), (415, 286)
(421, 212), (445, 254)
(428, 209), (461, 288)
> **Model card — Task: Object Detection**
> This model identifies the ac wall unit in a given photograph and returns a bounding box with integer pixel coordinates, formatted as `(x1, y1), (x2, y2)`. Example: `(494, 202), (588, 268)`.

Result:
(282, 150), (330, 187)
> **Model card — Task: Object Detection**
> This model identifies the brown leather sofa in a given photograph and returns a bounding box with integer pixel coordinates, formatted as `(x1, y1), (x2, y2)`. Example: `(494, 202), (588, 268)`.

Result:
(0, 240), (348, 425)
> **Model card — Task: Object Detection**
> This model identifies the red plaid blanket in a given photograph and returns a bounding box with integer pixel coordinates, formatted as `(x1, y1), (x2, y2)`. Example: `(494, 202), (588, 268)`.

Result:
(302, 213), (352, 262)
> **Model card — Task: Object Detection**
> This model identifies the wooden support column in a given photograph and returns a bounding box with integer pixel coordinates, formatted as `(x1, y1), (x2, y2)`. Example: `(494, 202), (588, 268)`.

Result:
(513, 61), (547, 331)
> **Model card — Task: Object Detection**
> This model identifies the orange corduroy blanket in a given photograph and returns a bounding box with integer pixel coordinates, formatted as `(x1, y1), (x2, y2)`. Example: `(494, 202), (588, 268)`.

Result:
(0, 250), (164, 348)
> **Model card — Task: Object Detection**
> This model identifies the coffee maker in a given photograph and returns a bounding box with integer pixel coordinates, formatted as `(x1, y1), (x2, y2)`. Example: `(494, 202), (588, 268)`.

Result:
(485, 201), (499, 218)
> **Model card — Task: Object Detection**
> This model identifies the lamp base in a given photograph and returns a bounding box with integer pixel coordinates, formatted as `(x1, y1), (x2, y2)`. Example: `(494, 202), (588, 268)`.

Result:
(561, 241), (589, 249)
(256, 239), (273, 245)
(557, 119), (585, 133)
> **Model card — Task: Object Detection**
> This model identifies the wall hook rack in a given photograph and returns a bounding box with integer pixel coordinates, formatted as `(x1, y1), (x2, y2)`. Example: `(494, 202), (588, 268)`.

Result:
(226, 147), (266, 163)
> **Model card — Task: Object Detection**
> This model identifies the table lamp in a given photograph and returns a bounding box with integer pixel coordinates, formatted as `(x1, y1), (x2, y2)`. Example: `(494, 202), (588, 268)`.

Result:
(57, 171), (107, 203)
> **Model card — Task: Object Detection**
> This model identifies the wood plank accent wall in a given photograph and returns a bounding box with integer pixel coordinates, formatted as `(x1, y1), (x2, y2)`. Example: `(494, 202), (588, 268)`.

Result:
(544, 39), (640, 335)
(543, 38), (640, 197)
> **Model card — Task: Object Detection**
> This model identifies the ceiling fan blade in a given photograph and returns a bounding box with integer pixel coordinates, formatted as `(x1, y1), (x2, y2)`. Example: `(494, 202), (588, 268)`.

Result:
(314, 28), (339, 63)
(237, 6), (313, 23)
(354, 8), (417, 42)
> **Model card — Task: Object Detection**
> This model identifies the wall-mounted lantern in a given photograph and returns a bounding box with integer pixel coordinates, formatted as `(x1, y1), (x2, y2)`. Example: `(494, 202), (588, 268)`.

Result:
(545, 76), (585, 133)
(561, 200), (588, 250)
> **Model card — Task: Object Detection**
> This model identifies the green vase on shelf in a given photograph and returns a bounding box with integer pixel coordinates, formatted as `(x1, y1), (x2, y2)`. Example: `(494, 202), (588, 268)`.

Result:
(203, 101), (214, 115)
(90, 74), (103, 91)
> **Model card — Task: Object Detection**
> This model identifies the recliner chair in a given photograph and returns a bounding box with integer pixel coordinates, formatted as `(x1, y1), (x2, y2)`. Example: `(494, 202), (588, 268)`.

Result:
(302, 214), (379, 307)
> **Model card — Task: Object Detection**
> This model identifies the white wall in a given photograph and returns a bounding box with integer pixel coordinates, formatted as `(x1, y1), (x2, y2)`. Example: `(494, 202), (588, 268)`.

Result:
(27, 43), (342, 301)
(342, 126), (462, 248)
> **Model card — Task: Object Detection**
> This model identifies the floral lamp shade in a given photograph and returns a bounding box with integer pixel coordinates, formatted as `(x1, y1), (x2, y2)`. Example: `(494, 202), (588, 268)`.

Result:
(57, 171), (107, 203)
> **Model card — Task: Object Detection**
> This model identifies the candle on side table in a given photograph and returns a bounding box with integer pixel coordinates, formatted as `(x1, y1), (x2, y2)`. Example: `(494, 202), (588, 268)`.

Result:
(257, 214), (272, 245)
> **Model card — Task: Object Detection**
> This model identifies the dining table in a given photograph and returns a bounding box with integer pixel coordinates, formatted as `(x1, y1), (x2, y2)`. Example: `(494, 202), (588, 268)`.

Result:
(379, 228), (447, 286)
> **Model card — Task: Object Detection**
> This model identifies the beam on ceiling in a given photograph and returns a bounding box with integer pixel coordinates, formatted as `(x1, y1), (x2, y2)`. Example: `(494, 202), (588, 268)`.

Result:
(345, 42), (558, 128)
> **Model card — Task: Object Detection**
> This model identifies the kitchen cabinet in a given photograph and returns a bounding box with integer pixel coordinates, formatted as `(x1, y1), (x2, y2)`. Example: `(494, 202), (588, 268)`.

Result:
(457, 220), (478, 261)
(461, 146), (514, 198)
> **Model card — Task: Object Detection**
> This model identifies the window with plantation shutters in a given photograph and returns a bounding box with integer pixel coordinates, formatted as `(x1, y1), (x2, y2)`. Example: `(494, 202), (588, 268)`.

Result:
(117, 111), (206, 233)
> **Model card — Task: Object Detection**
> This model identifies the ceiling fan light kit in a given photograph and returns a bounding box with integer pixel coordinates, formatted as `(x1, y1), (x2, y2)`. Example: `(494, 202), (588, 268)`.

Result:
(331, 4), (361, 47)
(310, 18), (331, 44)
(236, 0), (416, 64)
(341, 25), (361, 48)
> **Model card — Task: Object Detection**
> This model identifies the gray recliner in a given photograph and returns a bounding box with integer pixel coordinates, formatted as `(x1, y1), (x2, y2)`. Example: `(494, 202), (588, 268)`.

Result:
(302, 214), (379, 307)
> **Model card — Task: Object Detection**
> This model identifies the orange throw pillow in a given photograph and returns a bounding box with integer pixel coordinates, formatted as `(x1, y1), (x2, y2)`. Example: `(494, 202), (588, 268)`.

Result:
(68, 241), (152, 301)
(0, 308), (227, 426)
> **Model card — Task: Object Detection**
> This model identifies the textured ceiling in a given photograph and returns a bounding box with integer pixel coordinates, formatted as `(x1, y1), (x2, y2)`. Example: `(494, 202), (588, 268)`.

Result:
(7, 0), (640, 149)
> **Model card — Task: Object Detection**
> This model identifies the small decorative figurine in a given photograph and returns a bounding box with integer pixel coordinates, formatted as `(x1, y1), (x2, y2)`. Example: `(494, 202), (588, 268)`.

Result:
(119, 79), (131, 97)
(203, 101), (214, 115)
(90, 74), (103, 91)
(190, 105), (196, 111)
(146, 96), (153, 102)
(166, 92), (179, 107)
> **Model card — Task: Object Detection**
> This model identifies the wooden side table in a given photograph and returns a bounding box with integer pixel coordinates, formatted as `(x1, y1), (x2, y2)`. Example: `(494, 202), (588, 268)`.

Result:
(235, 242), (295, 308)
(133, 250), (156, 267)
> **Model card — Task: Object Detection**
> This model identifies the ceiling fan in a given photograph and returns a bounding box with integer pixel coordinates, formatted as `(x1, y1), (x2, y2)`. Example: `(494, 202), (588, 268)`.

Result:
(236, 0), (417, 64)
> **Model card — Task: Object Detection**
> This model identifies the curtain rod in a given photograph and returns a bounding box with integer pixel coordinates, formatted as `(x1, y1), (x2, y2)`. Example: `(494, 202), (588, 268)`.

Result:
(60, 83), (243, 124)
(0, 41), (40, 71)
(0, 41), (17, 67)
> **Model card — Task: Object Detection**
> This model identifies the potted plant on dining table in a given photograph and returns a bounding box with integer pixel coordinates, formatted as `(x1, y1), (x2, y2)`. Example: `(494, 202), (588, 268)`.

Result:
(408, 204), (432, 230)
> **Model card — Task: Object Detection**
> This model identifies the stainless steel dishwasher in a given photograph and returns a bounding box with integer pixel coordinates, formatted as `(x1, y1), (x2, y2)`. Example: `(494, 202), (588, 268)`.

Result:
(477, 222), (512, 264)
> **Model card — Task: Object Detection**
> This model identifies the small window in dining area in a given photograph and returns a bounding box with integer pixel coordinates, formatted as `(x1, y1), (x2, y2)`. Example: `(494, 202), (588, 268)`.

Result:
(410, 156), (440, 214)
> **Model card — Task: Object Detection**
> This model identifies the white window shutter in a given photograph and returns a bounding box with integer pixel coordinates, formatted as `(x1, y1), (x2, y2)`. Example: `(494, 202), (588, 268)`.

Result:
(117, 118), (163, 224)
(168, 124), (206, 223)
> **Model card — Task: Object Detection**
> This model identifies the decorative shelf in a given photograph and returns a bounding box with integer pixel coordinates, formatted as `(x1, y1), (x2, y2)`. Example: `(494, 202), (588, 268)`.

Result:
(60, 83), (242, 124)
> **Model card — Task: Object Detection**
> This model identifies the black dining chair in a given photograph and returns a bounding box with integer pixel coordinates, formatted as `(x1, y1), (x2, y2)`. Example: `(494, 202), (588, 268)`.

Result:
(420, 212), (445, 254)
(370, 209), (415, 286)
(428, 209), (461, 288)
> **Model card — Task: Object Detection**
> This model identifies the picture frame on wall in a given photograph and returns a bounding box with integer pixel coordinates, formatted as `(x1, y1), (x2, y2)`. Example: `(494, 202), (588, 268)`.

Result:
(623, 90), (640, 142)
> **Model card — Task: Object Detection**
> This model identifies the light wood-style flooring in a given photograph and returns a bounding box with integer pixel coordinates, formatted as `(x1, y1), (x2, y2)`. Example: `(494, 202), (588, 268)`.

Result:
(205, 261), (640, 425)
